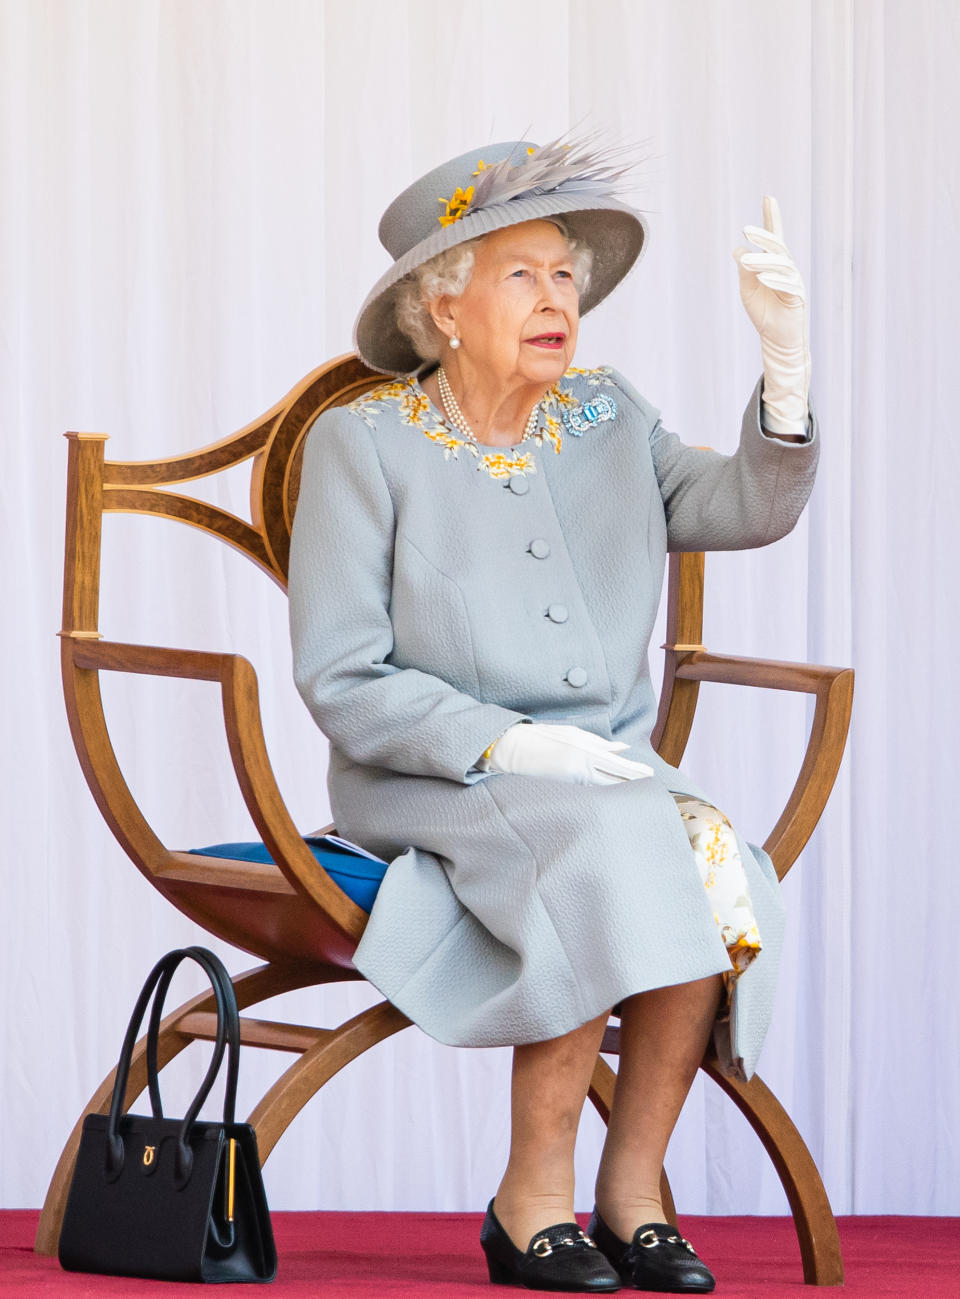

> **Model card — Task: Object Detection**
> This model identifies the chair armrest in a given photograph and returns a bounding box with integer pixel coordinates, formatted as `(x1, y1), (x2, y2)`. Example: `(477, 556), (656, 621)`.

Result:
(62, 636), (365, 938)
(673, 650), (849, 695)
(68, 636), (237, 681)
(671, 650), (854, 880)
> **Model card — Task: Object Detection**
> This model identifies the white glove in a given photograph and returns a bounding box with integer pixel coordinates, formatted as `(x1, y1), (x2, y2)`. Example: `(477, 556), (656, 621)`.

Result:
(733, 195), (811, 439)
(477, 722), (654, 786)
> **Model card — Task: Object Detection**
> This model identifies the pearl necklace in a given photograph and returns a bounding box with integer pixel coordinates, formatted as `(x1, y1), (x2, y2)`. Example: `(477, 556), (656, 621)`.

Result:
(436, 366), (541, 448)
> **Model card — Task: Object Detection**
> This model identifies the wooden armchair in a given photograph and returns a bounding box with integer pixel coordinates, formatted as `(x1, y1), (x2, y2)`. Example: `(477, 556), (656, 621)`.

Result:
(37, 354), (853, 1285)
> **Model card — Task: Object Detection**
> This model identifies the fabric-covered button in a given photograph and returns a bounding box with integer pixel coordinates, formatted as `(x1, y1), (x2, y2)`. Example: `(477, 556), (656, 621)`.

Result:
(565, 666), (588, 687)
(529, 538), (551, 559)
(507, 474), (530, 495)
(547, 603), (569, 623)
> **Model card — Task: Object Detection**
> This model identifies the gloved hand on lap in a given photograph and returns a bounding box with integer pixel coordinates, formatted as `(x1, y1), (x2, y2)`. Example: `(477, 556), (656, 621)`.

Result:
(477, 721), (654, 785)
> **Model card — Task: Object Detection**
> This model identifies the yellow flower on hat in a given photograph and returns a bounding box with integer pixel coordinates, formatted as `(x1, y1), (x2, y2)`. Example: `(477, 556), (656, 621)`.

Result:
(437, 185), (475, 228)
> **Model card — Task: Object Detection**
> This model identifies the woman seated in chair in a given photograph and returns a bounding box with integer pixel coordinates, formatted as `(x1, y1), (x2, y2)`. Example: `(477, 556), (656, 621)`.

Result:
(288, 136), (819, 1294)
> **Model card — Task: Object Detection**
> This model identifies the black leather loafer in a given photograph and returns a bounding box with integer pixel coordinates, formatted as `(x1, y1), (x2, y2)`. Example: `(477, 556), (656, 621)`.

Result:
(586, 1208), (715, 1293)
(481, 1198), (621, 1291)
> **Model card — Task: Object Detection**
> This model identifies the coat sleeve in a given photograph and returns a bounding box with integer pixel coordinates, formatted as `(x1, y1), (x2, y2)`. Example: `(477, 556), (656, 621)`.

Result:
(606, 368), (820, 553)
(288, 405), (533, 784)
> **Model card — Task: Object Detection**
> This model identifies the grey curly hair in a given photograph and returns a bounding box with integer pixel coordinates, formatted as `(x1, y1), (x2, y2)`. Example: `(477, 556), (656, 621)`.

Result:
(394, 218), (593, 364)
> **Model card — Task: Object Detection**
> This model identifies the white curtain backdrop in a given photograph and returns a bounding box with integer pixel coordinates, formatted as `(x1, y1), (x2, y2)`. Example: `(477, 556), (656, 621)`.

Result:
(2, 0), (958, 1216)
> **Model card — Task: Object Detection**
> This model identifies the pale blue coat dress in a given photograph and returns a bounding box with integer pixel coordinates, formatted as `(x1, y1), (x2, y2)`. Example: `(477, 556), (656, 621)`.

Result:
(287, 365), (820, 1081)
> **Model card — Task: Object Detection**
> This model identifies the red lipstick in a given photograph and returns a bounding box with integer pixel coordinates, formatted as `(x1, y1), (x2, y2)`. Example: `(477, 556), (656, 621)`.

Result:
(525, 333), (566, 349)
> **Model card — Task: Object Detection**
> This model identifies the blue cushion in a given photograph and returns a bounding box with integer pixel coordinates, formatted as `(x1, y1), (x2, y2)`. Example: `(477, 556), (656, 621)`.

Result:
(189, 836), (388, 913)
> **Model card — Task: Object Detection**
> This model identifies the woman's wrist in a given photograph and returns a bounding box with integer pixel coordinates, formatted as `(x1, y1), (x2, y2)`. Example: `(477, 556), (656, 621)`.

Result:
(475, 728), (511, 772)
(475, 720), (532, 772)
(760, 389), (810, 442)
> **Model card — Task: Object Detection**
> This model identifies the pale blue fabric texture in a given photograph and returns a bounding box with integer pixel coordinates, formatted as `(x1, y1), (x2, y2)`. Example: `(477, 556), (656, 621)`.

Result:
(288, 366), (819, 1080)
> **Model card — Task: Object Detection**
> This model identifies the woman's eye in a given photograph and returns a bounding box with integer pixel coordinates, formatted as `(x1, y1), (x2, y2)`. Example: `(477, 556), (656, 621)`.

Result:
(510, 269), (527, 278)
(555, 270), (573, 279)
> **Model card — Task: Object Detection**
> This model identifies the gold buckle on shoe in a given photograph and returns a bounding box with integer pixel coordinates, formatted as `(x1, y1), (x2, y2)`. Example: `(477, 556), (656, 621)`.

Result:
(532, 1230), (596, 1257)
(638, 1229), (661, 1248)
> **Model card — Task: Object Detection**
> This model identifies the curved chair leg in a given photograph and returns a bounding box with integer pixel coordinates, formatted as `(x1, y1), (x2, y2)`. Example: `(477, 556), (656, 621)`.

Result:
(34, 963), (320, 1256)
(248, 1000), (412, 1160)
(699, 1051), (844, 1286)
(587, 1055), (678, 1226)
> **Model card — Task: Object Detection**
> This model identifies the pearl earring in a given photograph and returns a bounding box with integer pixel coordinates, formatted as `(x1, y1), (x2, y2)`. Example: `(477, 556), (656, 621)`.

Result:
(449, 335), (460, 350)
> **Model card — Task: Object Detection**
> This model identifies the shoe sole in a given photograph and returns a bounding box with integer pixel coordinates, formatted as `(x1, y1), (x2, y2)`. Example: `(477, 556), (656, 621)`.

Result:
(487, 1256), (621, 1291)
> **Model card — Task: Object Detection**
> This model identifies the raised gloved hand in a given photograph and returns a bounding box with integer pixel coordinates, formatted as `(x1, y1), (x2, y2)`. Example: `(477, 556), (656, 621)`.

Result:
(733, 195), (811, 439)
(477, 722), (654, 785)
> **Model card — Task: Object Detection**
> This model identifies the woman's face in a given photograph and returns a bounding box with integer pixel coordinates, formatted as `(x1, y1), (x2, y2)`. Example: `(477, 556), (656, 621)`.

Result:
(437, 220), (580, 388)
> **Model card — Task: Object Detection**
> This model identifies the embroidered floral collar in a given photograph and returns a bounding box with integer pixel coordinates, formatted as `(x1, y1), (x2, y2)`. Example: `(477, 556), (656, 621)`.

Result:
(348, 366), (615, 481)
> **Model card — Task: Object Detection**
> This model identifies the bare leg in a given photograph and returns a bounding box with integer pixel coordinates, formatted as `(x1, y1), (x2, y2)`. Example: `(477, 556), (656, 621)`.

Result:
(493, 1009), (610, 1250)
(593, 973), (724, 1241)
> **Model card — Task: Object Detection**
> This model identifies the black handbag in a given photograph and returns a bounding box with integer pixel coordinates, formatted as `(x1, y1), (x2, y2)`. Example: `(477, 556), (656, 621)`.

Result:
(58, 945), (278, 1283)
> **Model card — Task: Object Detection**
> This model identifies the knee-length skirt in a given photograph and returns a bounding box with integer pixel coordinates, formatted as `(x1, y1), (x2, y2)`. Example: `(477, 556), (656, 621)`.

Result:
(329, 747), (785, 1083)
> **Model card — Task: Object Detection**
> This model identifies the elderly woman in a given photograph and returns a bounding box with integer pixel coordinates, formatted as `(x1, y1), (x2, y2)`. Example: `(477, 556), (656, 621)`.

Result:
(288, 137), (818, 1293)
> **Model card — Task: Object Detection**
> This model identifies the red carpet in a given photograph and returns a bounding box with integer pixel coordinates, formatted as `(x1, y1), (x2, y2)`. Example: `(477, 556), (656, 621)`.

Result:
(2, 1210), (958, 1295)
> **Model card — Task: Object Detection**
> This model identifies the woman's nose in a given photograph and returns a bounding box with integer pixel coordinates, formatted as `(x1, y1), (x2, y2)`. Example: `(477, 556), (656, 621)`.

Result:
(536, 273), (565, 310)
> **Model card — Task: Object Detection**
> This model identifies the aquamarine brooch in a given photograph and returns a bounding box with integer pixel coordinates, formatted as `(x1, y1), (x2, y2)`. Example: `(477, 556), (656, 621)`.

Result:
(560, 394), (617, 436)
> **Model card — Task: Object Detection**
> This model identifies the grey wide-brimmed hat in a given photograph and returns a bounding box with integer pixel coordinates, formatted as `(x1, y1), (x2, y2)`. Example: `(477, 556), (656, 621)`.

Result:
(353, 136), (649, 375)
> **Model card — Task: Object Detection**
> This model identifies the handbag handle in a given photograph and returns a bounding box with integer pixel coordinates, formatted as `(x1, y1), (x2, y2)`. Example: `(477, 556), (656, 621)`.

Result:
(105, 946), (241, 1184)
(144, 946), (240, 1126)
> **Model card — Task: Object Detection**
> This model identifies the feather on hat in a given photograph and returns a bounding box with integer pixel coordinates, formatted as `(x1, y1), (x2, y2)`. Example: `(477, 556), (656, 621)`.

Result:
(354, 132), (649, 375)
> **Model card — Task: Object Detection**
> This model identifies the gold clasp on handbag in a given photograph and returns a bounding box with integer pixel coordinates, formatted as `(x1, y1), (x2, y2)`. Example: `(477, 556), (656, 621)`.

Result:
(142, 1145), (156, 1167)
